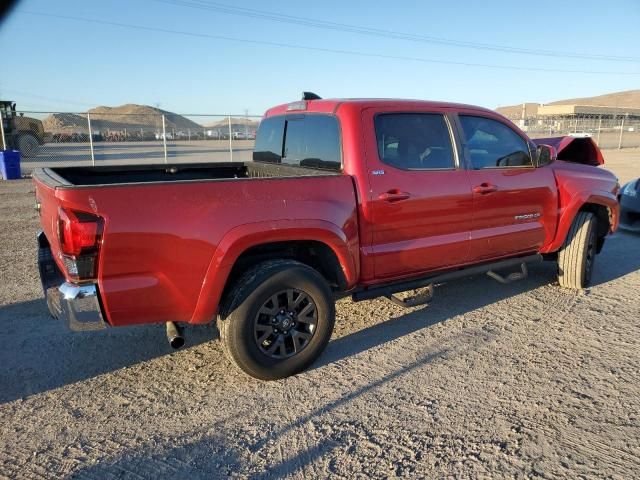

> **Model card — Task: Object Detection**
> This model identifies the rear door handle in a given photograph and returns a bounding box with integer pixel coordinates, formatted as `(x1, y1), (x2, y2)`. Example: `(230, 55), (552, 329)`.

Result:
(473, 183), (498, 194)
(379, 190), (411, 202)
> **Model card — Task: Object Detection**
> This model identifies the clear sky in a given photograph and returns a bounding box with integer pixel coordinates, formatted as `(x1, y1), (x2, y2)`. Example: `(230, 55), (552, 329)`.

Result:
(1, 0), (639, 115)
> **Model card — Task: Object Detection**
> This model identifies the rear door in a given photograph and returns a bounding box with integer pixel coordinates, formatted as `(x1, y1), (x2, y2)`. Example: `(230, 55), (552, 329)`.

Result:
(363, 108), (474, 281)
(455, 113), (557, 261)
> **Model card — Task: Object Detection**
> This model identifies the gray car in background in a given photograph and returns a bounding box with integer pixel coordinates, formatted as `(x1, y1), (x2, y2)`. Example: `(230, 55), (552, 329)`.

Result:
(619, 178), (640, 232)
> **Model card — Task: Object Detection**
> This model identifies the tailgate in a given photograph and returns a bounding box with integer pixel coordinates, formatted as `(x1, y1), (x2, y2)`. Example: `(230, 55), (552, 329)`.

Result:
(34, 173), (66, 268)
(34, 170), (105, 284)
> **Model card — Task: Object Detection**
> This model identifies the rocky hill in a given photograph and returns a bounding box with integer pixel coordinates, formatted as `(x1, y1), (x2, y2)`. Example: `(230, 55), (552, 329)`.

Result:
(42, 104), (202, 133)
(42, 113), (87, 133)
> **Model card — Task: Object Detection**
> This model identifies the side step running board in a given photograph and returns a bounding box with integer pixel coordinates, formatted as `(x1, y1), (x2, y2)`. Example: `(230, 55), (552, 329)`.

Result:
(386, 284), (434, 308)
(486, 263), (528, 284)
(352, 254), (542, 303)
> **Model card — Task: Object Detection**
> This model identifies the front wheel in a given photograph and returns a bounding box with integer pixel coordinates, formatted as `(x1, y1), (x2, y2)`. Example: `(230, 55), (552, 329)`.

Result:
(217, 260), (335, 380)
(17, 133), (40, 157)
(557, 211), (598, 289)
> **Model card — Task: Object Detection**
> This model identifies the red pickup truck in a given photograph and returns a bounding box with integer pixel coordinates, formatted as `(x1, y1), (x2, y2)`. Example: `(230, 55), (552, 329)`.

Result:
(34, 95), (619, 380)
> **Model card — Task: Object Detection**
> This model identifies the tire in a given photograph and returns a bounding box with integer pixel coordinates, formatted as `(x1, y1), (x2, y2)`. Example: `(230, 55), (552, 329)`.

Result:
(217, 260), (335, 380)
(557, 211), (598, 289)
(17, 133), (39, 157)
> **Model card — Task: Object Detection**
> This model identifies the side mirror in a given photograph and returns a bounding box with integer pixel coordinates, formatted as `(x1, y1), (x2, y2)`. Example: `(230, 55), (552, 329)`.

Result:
(535, 144), (557, 167)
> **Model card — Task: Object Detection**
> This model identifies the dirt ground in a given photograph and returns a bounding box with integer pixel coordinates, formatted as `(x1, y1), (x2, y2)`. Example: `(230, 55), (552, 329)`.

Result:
(0, 152), (639, 479)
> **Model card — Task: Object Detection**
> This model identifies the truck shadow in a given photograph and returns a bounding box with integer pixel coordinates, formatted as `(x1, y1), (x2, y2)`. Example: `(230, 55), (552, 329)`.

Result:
(317, 261), (558, 369)
(0, 232), (637, 405)
(0, 261), (552, 405)
(319, 229), (640, 368)
(0, 300), (216, 404)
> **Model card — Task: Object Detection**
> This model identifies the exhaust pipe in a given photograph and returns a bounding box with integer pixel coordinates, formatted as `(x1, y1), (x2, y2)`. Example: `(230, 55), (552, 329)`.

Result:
(166, 321), (185, 349)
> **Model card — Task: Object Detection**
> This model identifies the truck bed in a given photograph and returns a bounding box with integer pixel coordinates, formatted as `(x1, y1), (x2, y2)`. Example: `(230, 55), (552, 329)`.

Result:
(35, 161), (340, 188)
(33, 161), (358, 327)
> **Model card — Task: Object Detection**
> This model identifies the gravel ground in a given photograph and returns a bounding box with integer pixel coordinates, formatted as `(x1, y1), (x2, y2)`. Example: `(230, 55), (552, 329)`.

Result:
(0, 152), (639, 479)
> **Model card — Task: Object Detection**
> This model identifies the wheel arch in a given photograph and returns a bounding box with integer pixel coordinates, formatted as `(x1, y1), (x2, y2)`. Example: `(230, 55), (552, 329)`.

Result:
(542, 190), (619, 254)
(578, 202), (611, 253)
(189, 219), (359, 324)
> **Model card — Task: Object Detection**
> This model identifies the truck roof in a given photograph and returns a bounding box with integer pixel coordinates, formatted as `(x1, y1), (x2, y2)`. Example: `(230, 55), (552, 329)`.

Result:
(264, 98), (497, 117)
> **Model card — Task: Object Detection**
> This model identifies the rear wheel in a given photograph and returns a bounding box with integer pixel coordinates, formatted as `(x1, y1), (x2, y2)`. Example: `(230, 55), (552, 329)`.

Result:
(558, 211), (597, 289)
(17, 133), (40, 157)
(217, 260), (335, 380)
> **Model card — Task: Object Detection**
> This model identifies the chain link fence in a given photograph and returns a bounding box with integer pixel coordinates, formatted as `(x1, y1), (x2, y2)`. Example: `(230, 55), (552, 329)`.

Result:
(4, 109), (640, 176)
(7, 111), (262, 175)
(503, 113), (640, 150)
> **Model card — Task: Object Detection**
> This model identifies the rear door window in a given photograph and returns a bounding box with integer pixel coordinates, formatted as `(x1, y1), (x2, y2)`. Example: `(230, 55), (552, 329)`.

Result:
(374, 113), (456, 170)
(459, 115), (532, 169)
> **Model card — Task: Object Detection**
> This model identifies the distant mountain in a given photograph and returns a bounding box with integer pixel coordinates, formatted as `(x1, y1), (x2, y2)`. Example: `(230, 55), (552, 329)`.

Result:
(43, 104), (202, 133)
(496, 89), (640, 117)
(494, 103), (540, 119)
(546, 89), (640, 108)
(203, 117), (259, 128)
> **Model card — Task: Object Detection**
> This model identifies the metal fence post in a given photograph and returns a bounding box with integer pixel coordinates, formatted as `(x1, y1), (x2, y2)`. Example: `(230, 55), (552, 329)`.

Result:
(87, 112), (95, 166)
(162, 114), (168, 163)
(618, 115), (626, 150)
(0, 111), (6, 150)
(228, 115), (233, 161)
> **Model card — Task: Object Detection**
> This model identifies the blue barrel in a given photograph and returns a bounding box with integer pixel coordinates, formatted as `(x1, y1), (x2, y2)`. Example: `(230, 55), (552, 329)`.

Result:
(0, 150), (21, 180)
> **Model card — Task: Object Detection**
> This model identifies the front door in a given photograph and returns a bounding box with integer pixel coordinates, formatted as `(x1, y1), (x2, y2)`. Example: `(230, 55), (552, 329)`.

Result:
(363, 109), (474, 281)
(455, 113), (558, 261)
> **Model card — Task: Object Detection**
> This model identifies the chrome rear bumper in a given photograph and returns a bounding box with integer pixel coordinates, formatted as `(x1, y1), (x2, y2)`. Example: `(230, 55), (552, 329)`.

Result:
(38, 231), (107, 331)
(45, 283), (107, 331)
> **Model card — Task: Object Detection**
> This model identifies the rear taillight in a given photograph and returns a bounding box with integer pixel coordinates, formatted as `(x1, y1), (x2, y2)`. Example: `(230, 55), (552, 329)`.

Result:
(57, 208), (104, 282)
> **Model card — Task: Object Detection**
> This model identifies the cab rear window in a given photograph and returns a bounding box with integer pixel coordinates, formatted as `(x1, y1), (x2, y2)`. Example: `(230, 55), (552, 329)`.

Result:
(253, 114), (341, 171)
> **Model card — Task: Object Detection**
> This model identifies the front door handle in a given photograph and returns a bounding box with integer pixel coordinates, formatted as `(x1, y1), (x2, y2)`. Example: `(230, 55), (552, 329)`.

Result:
(379, 190), (411, 202)
(473, 183), (498, 194)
